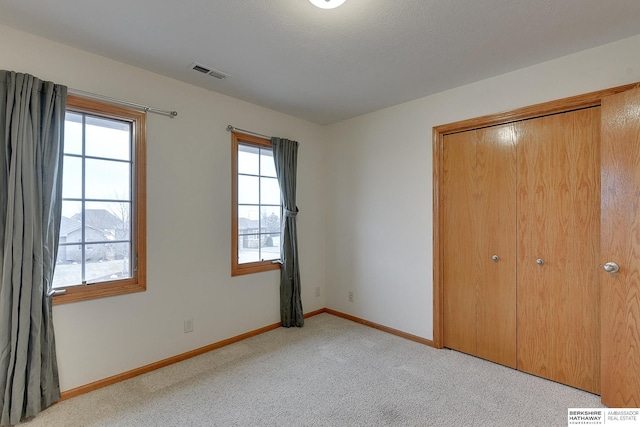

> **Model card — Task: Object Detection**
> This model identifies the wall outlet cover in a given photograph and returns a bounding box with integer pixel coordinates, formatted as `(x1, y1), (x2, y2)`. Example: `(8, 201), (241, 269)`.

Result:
(184, 319), (194, 333)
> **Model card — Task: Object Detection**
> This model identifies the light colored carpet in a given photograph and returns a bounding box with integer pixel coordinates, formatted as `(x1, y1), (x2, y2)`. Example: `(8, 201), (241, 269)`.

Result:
(22, 313), (603, 426)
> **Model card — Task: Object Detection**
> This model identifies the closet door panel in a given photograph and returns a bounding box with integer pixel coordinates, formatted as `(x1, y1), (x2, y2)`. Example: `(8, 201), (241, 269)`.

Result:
(442, 131), (478, 356)
(476, 124), (517, 368)
(516, 117), (552, 379)
(552, 108), (600, 394)
(517, 108), (601, 393)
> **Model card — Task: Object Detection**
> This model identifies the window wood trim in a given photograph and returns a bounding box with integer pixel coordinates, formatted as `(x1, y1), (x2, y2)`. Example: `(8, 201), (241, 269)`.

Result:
(231, 132), (281, 276)
(53, 95), (146, 304)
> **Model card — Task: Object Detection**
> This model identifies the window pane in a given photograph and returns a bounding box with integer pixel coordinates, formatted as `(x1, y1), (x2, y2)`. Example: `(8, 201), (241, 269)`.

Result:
(260, 177), (280, 205)
(61, 201), (82, 236)
(260, 150), (277, 178)
(64, 113), (83, 155)
(238, 175), (259, 204)
(260, 239), (280, 261)
(238, 144), (259, 175)
(85, 158), (131, 200)
(260, 206), (280, 234)
(234, 141), (282, 271)
(62, 155), (82, 199)
(84, 201), (130, 242)
(238, 234), (260, 264)
(53, 247), (82, 288)
(85, 242), (132, 283)
(238, 205), (259, 235)
(85, 116), (131, 161)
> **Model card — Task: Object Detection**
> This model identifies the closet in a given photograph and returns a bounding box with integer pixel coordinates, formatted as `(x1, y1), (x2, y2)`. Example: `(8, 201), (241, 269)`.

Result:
(441, 107), (600, 393)
(435, 84), (640, 406)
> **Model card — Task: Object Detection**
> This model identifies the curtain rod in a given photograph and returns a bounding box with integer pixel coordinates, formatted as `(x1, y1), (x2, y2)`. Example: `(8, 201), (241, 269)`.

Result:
(226, 125), (271, 140)
(68, 88), (178, 118)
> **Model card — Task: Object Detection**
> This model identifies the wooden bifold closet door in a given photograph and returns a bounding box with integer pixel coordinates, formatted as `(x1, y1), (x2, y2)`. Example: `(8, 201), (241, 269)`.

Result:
(516, 107), (601, 394)
(437, 83), (640, 405)
(442, 107), (600, 394)
(442, 124), (517, 368)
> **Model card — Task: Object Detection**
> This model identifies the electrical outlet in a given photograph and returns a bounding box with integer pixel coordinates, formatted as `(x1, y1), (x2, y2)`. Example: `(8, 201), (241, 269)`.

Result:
(315, 287), (320, 297)
(184, 319), (194, 333)
(348, 291), (354, 302)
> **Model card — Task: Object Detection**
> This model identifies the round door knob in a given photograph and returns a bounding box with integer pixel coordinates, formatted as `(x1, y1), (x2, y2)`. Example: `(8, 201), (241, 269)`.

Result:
(536, 259), (544, 265)
(603, 262), (620, 273)
(492, 255), (499, 262)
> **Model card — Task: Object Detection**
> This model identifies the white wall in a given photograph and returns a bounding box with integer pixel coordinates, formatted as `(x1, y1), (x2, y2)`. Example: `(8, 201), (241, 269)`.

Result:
(3, 20), (640, 393)
(325, 34), (640, 340)
(0, 24), (327, 392)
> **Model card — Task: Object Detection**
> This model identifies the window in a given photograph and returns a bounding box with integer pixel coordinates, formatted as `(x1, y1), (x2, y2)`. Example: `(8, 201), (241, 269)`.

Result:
(231, 132), (282, 276)
(52, 95), (146, 304)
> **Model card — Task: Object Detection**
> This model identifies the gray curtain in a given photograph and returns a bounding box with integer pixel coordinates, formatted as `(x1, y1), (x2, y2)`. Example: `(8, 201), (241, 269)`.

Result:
(271, 137), (303, 328)
(0, 71), (66, 425)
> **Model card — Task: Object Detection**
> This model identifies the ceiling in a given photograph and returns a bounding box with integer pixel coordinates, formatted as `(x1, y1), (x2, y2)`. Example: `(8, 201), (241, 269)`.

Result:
(1, 1), (640, 125)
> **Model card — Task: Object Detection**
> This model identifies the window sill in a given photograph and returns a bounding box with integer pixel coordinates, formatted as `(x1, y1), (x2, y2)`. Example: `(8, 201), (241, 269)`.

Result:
(52, 279), (146, 305)
(231, 261), (281, 277)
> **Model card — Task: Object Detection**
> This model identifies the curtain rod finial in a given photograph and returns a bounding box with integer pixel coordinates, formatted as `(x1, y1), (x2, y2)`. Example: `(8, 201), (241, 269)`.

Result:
(226, 125), (234, 132)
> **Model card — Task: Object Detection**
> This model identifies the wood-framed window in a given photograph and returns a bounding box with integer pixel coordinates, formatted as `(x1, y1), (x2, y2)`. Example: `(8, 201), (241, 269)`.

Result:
(52, 95), (146, 304)
(231, 132), (282, 276)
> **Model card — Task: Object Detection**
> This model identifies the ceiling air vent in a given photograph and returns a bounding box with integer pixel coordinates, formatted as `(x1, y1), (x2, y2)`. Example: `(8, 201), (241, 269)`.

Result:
(189, 62), (229, 80)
